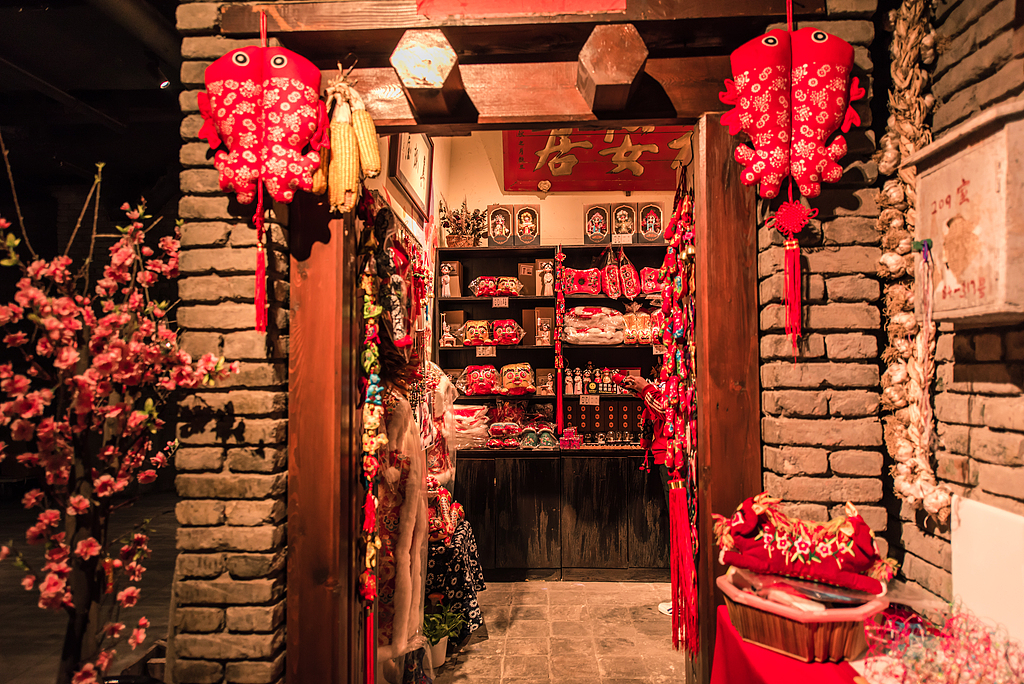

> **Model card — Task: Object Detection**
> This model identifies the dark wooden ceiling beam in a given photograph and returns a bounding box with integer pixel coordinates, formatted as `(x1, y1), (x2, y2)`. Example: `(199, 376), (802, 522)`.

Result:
(336, 54), (730, 135)
(576, 23), (648, 112)
(220, 0), (826, 34)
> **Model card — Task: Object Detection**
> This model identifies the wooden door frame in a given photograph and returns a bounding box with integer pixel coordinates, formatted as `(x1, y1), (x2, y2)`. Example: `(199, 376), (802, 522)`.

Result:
(287, 114), (761, 684)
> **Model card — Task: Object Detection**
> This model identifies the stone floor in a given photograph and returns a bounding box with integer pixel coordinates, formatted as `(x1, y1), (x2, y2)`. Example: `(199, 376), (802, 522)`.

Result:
(435, 581), (691, 684)
(0, 488), (177, 684)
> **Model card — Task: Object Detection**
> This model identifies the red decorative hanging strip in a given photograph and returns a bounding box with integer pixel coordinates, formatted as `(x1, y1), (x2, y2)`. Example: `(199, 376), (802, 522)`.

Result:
(252, 10), (269, 332)
(769, 188), (817, 355)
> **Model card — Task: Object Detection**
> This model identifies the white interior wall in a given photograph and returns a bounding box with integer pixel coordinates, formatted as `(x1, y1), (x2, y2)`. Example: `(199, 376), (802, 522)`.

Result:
(444, 131), (673, 246)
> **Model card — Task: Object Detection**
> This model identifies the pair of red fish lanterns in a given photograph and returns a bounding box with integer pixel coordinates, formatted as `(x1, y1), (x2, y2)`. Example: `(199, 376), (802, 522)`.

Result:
(720, 26), (864, 353)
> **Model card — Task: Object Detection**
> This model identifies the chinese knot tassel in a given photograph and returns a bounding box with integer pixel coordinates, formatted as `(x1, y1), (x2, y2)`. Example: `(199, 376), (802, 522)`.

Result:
(669, 479), (699, 655)
(253, 185), (268, 333)
(771, 196), (816, 356)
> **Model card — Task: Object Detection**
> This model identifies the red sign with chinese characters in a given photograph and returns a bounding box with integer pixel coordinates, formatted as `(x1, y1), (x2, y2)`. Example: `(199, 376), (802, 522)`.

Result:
(502, 126), (693, 193)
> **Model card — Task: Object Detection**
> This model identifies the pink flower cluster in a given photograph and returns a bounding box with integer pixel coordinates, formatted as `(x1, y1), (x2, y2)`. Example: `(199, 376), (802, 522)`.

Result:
(0, 203), (239, 677)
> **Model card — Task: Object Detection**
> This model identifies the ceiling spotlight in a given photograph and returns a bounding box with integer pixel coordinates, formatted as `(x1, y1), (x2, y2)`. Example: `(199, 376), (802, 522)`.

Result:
(157, 67), (171, 90)
(159, 79), (171, 90)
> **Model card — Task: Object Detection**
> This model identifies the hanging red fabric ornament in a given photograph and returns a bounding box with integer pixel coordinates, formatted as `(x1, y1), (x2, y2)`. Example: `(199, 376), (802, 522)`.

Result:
(719, 2), (863, 352)
(197, 11), (328, 331)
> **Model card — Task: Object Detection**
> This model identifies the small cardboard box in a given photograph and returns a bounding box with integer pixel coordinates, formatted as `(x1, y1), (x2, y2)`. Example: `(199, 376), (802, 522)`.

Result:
(611, 203), (637, 244)
(518, 262), (536, 295)
(521, 308), (536, 343)
(439, 260), (463, 298)
(637, 202), (665, 243)
(534, 306), (554, 346)
(486, 205), (514, 246)
(513, 204), (541, 245)
(583, 204), (611, 244)
(535, 259), (555, 297)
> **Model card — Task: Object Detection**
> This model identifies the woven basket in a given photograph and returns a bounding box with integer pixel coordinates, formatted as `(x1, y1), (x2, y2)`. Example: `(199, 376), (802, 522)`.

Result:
(718, 573), (887, 663)
(445, 235), (474, 248)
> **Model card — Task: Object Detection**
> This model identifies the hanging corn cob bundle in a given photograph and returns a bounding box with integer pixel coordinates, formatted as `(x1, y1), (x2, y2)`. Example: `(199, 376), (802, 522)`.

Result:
(349, 87), (381, 178)
(323, 69), (381, 213)
(328, 94), (360, 213)
(311, 141), (330, 195)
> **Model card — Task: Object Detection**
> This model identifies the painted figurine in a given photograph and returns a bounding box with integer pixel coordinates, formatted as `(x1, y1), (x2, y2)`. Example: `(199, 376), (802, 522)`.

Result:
(440, 263), (453, 298)
(539, 262), (555, 296)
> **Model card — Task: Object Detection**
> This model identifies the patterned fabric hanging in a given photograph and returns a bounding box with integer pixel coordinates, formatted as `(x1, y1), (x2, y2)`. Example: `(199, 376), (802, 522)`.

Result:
(658, 190), (699, 655)
(719, 5), (864, 353)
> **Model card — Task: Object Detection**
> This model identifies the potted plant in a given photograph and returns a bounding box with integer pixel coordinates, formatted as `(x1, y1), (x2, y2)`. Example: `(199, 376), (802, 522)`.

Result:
(423, 597), (466, 666)
(439, 198), (487, 247)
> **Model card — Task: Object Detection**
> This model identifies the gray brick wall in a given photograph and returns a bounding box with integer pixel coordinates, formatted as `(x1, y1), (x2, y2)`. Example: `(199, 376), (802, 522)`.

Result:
(172, 2), (288, 682)
(760, 4), (889, 554)
(895, 0), (1024, 605)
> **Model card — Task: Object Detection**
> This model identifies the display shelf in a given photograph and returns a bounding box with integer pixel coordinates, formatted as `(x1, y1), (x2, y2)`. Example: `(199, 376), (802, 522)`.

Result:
(563, 394), (641, 400)
(454, 394), (556, 403)
(438, 296), (554, 303)
(564, 294), (660, 301)
(438, 246), (556, 259)
(439, 344), (555, 351)
(562, 343), (658, 349)
(456, 448), (560, 458)
(559, 244), (666, 252)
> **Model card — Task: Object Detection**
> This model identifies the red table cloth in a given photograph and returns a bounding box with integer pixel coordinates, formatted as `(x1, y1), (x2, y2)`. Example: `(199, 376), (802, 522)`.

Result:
(711, 605), (861, 684)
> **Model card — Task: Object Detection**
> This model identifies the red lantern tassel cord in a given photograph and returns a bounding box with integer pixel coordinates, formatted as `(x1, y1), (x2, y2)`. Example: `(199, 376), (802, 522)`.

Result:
(253, 184), (268, 333)
(366, 608), (376, 684)
(768, 196), (816, 356)
(669, 478), (699, 655)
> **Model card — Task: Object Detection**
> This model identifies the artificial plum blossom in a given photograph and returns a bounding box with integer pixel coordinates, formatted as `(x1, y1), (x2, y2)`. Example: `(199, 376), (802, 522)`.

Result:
(0, 200), (238, 679)
(128, 627), (146, 650)
(116, 586), (139, 608)
(66, 495), (90, 516)
(74, 537), (101, 560)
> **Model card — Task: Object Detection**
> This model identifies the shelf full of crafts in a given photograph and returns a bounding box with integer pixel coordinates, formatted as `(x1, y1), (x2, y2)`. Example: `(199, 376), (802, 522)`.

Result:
(433, 199), (672, 459)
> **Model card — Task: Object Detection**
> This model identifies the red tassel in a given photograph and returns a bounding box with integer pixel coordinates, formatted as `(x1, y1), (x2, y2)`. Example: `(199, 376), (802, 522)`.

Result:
(366, 608), (375, 684)
(253, 184), (268, 333)
(770, 197), (816, 356)
(669, 478), (699, 655)
(784, 239), (801, 355)
(362, 490), (376, 533)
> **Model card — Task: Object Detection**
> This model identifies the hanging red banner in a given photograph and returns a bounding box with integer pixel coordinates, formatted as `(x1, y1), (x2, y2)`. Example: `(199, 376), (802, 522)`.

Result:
(417, 0), (625, 17)
(502, 126), (692, 193)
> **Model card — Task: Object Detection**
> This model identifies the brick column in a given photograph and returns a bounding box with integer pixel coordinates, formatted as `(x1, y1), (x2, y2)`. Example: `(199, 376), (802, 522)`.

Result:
(172, 5), (288, 683)
(758, 7), (890, 553)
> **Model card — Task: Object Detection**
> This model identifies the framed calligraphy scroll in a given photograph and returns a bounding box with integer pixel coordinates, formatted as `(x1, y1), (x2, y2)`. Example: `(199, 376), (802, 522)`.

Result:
(502, 126), (692, 193)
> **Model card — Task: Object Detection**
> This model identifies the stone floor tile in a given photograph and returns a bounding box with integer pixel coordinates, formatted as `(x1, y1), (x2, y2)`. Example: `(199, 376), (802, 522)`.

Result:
(634, 619), (671, 637)
(598, 656), (651, 678)
(503, 637), (550, 656)
(478, 591), (514, 606)
(460, 635), (506, 656)
(549, 637), (596, 656)
(594, 636), (636, 656)
(592, 620), (639, 638)
(550, 655), (601, 678)
(510, 604), (549, 620)
(449, 654), (503, 677)
(502, 655), (550, 678)
(502, 678), (551, 684)
(600, 678), (654, 684)
(505, 619), (550, 638)
(589, 604), (629, 621)
(628, 604), (670, 622)
(551, 620), (594, 637)
(510, 592), (549, 605)
(549, 603), (589, 620)
(487, 582), (519, 592)
(642, 654), (689, 678)
(550, 591), (587, 604)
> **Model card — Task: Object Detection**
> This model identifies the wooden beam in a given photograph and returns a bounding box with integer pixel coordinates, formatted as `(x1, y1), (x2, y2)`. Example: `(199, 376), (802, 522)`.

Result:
(693, 113), (761, 683)
(288, 195), (361, 684)
(221, 0), (826, 34)
(576, 24), (648, 112)
(389, 28), (472, 119)
(332, 54), (729, 135)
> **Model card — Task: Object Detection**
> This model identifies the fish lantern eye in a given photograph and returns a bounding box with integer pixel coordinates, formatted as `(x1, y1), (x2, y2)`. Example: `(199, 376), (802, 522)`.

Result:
(762, 36), (778, 47)
(812, 31), (828, 43)
(271, 54), (289, 68)
(232, 51), (250, 66)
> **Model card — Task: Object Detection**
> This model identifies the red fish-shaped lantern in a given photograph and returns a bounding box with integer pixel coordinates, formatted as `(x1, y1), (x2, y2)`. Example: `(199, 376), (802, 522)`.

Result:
(198, 46), (327, 204)
(720, 25), (864, 353)
(196, 36), (328, 331)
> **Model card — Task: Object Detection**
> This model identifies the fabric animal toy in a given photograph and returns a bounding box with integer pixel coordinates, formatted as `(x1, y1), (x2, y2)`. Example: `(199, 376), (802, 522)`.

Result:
(198, 46), (328, 205)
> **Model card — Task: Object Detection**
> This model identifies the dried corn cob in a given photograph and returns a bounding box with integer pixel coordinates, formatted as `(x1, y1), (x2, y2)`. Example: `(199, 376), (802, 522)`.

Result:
(311, 144), (330, 195)
(349, 89), (381, 178)
(329, 98), (360, 213)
